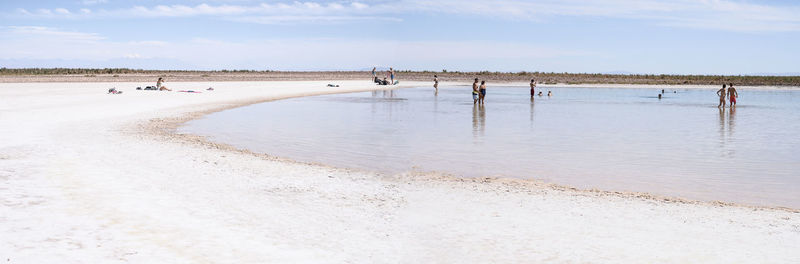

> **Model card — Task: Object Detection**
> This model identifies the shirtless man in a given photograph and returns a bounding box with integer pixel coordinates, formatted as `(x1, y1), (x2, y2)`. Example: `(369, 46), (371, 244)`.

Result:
(728, 83), (738, 107)
(530, 79), (536, 98)
(717, 84), (727, 108)
(472, 78), (479, 104)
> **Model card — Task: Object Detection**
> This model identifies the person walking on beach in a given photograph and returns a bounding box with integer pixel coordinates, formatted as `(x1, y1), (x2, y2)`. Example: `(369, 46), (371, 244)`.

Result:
(479, 80), (487, 104)
(472, 78), (480, 104)
(728, 83), (738, 107)
(157, 77), (171, 91)
(717, 84), (727, 108)
(530, 79), (536, 98)
(433, 75), (439, 91)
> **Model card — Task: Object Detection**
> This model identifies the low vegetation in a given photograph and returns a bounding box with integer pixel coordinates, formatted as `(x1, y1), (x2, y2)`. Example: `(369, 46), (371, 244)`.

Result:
(1, 68), (797, 86)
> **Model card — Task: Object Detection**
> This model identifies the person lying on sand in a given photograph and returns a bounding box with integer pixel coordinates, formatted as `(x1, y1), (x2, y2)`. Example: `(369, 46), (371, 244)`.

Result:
(157, 77), (171, 91)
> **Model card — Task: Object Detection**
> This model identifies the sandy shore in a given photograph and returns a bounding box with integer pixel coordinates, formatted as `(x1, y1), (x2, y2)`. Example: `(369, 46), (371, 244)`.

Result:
(1, 81), (798, 263)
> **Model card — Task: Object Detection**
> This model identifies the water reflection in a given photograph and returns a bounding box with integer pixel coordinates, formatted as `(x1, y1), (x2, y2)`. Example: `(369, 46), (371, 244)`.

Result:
(472, 103), (485, 139)
(529, 97), (535, 128)
(718, 107), (737, 158)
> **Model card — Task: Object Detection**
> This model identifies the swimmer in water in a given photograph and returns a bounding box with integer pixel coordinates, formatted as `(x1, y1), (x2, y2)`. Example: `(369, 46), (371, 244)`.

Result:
(547, 91), (552, 97)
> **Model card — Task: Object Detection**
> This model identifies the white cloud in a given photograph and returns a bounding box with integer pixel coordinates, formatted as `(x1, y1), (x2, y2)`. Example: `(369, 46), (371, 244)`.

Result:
(396, 0), (800, 32)
(0, 26), (586, 71)
(5, 26), (104, 42)
(8, 1), (800, 31)
(81, 0), (108, 5)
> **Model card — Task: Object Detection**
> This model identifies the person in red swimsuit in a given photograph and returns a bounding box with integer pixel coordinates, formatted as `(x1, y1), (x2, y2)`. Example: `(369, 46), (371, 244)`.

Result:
(728, 83), (739, 107)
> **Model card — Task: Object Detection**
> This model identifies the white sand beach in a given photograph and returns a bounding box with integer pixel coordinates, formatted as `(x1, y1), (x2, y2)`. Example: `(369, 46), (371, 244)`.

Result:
(1, 81), (799, 263)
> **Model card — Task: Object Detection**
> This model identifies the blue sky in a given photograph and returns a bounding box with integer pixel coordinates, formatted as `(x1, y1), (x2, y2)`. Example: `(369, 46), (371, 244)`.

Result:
(1, 0), (799, 74)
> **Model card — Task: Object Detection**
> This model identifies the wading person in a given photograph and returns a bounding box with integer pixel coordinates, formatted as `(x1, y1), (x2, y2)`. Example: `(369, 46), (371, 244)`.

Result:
(728, 83), (738, 107)
(472, 78), (479, 104)
(530, 79), (536, 98)
(479, 80), (487, 104)
(717, 84), (727, 108)
(433, 75), (439, 91)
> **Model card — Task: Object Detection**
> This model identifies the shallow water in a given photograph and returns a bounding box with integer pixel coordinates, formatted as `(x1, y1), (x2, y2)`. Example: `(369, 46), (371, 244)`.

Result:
(181, 86), (800, 208)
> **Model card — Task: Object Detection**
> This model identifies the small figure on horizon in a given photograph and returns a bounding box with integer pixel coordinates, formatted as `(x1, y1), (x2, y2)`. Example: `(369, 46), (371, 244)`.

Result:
(157, 77), (171, 91)
(717, 84), (727, 108)
(472, 78), (480, 104)
(530, 79), (536, 98)
(479, 80), (487, 104)
(728, 83), (738, 107)
(433, 75), (439, 91)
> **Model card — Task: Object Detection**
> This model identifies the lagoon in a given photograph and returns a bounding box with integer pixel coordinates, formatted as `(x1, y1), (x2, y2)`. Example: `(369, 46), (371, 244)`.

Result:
(181, 86), (800, 208)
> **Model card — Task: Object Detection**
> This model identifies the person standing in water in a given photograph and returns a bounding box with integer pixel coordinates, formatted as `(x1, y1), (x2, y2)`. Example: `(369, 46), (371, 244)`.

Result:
(472, 78), (480, 104)
(530, 79), (536, 98)
(433, 75), (439, 91)
(479, 80), (487, 104)
(717, 84), (727, 108)
(728, 83), (738, 107)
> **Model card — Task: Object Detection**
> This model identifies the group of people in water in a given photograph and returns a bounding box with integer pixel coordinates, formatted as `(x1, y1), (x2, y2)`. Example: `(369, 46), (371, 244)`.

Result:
(466, 78), (551, 104)
(377, 70), (740, 107)
(717, 83), (739, 108)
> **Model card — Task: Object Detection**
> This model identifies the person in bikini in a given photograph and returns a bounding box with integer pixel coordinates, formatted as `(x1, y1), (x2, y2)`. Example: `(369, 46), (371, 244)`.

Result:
(717, 84), (727, 108)
(479, 80), (487, 104)
(472, 78), (479, 104)
(157, 77), (171, 91)
(433, 75), (439, 91)
(728, 83), (738, 107)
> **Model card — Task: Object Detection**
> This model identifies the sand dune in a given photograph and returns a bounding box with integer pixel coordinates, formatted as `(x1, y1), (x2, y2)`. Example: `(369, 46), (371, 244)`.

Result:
(1, 81), (798, 263)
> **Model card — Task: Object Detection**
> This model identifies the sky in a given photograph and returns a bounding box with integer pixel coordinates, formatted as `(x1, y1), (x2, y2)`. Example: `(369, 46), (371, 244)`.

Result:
(1, 0), (799, 74)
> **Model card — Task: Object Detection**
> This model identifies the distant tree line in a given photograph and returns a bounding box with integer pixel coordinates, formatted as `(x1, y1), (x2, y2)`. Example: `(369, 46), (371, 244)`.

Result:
(0, 68), (273, 75)
(1, 68), (797, 85)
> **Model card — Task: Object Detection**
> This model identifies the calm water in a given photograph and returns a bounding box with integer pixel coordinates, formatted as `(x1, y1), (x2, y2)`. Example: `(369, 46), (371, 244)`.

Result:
(181, 86), (800, 208)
